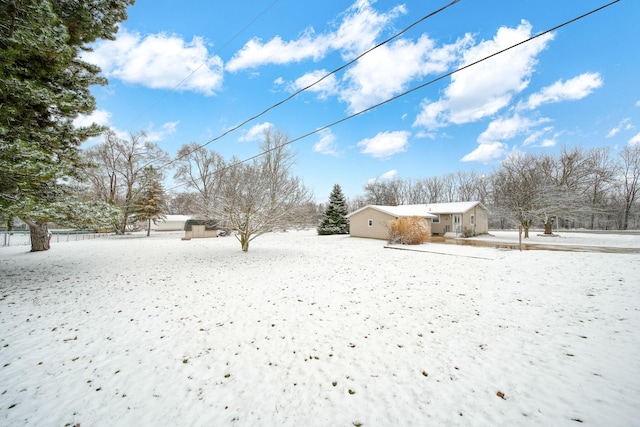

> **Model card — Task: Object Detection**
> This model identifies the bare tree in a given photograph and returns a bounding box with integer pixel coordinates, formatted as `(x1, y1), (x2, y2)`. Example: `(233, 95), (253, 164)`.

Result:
(214, 129), (314, 252)
(424, 176), (444, 203)
(617, 145), (640, 230)
(456, 170), (480, 201)
(173, 143), (225, 218)
(492, 153), (549, 238)
(82, 129), (170, 233)
(585, 147), (617, 229)
(441, 173), (457, 202)
(166, 191), (199, 215)
(536, 147), (591, 233)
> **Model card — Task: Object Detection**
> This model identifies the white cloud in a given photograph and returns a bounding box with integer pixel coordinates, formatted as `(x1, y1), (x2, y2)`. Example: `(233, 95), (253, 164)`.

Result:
(461, 142), (506, 163)
(635, 100), (640, 107)
(606, 118), (633, 138)
(238, 122), (273, 142)
(83, 29), (224, 95)
(477, 114), (548, 145)
(74, 109), (112, 128)
(340, 34), (471, 113)
(290, 70), (339, 99)
(313, 129), (339, 156)
(379, 169), (398, 180)
(145, 121), (179, 142)
(539, 138), (557, 147)
(463, 114), (553, 162)
(522, 126), (554, 146)
(629, 132), (640, 146)
(414, 20), (553, 129)
(226, 0), (405, 72)
(522, 72), (603, 110)
(357, 130), (410, 159)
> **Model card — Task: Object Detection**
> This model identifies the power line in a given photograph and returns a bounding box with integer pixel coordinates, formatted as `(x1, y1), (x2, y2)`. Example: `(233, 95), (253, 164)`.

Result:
(166, 0), (620, 193)
(147, 0), (461, 173)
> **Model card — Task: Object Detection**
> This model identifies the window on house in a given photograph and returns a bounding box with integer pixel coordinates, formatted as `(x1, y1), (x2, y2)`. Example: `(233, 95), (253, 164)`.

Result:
(367, 219), (373, 227)
(432, 215), (440, 223)
(470, 214), (475, 225)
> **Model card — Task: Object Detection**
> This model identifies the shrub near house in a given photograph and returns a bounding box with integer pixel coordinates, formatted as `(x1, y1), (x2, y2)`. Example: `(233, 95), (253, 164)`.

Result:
(388, 216), (431, 245)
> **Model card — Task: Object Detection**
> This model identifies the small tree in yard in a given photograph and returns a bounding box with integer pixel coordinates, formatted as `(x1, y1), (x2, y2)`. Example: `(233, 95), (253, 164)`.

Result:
(388, 216), (431, 245)
(214, 128), (314, 252)
(317, 184), (349, 235)
(132, 166), (167, 237)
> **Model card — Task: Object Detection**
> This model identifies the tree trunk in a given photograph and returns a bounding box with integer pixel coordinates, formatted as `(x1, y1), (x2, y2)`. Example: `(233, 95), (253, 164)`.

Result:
(147, 218), (151, 237)
(26, 221), (51, 252)
(544, 220), (553, 234)
(240, 232), (249, 252)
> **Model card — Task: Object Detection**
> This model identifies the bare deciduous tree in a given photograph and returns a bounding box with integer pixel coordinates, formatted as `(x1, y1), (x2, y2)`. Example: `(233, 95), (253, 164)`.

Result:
(214, 129), (314, 252)
(617, 145), (640, 230)
(492, 153), (548, 238)
(82, 129), (170, 233)
(173, 143), (225, 218)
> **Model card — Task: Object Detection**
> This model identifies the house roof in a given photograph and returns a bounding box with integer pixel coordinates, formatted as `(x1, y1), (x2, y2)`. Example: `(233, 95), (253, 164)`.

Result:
(347, 201), (487, 218)
(346, 205), (438, 219)
(423, 201), (488, 214)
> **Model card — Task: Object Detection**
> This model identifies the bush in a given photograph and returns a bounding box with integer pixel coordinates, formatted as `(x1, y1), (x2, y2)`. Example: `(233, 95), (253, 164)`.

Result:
(388, 216), (431, 245)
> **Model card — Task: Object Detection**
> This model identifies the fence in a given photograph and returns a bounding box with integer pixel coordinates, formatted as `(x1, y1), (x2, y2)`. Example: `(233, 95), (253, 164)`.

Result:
(1, 230), (112, 247)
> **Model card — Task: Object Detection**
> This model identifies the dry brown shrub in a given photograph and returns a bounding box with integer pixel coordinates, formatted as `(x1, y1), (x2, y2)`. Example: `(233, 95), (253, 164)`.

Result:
(388, 216), (431, 245)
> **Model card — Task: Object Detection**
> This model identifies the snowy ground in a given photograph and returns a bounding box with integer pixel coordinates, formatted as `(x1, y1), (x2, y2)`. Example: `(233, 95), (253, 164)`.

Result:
(1, 230), (639, 426)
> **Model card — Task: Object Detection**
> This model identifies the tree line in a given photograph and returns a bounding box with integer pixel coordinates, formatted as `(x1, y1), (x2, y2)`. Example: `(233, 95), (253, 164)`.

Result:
(348, 145), (640, 235)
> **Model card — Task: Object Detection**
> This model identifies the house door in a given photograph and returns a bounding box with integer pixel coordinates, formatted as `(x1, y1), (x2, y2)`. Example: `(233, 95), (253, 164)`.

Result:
(453, 215), (462, 233)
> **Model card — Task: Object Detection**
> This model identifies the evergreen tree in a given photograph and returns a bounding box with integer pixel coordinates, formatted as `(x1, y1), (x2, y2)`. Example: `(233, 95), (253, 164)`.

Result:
(132, 166), (167, 237)
(317, 184), (349, 235)
(0, 0), (134, 251)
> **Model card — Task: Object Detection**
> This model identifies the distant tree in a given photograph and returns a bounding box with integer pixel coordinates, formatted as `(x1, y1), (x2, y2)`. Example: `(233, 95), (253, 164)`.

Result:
(584, 147), (616, 229)
(166, 191), (199, 215)
(214, 128), (314, 252)
(317, 184), (349, 235)
(173, 143), (225, 218)
(617, 145), (640, 230)
(82, 129), (170, 234)
(492, 153), (548, 238)
(132, 166), (167, 236)
(0, 0), (134, 251)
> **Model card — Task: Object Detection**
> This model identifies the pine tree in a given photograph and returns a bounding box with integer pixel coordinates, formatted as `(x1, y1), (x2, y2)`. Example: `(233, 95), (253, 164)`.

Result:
(0, 0), (134, 251)
(317, 184), (349, 235)
(132, 167), (167, 237)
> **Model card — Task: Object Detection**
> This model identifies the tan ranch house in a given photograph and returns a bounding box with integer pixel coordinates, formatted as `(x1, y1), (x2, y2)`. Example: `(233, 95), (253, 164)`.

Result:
(347, 201), (489, 240)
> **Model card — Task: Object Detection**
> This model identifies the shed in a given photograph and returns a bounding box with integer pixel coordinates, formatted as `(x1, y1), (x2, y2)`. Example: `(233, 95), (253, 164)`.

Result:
(183, 219), (224, 239)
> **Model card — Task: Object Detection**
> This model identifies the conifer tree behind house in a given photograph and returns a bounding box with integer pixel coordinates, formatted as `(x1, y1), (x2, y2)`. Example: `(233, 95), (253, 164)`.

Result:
(317, 184), (349, 235)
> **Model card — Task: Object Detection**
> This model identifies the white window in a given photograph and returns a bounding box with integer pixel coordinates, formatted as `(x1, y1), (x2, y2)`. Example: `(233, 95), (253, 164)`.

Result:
(432, 215), (440, 223)
(367, 219), (373, 227)
(470, 214), (475, 225)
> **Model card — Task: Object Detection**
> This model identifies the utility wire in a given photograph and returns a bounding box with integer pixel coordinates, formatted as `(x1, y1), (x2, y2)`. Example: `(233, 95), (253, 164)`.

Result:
(146, 0), (461, 172)
(166, 0), (620, 193)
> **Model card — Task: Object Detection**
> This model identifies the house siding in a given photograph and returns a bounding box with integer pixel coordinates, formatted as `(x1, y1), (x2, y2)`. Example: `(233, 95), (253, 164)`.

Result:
(348, 202), (489, 240)
(349, 208), (395, 240)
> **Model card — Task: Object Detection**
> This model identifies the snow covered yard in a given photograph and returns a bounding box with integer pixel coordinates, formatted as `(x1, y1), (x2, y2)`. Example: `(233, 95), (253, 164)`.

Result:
(1, 230), (639, 426)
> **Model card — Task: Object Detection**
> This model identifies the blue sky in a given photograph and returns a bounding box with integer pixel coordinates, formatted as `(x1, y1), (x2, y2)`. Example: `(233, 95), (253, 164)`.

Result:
(78, 0), (640, 202)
